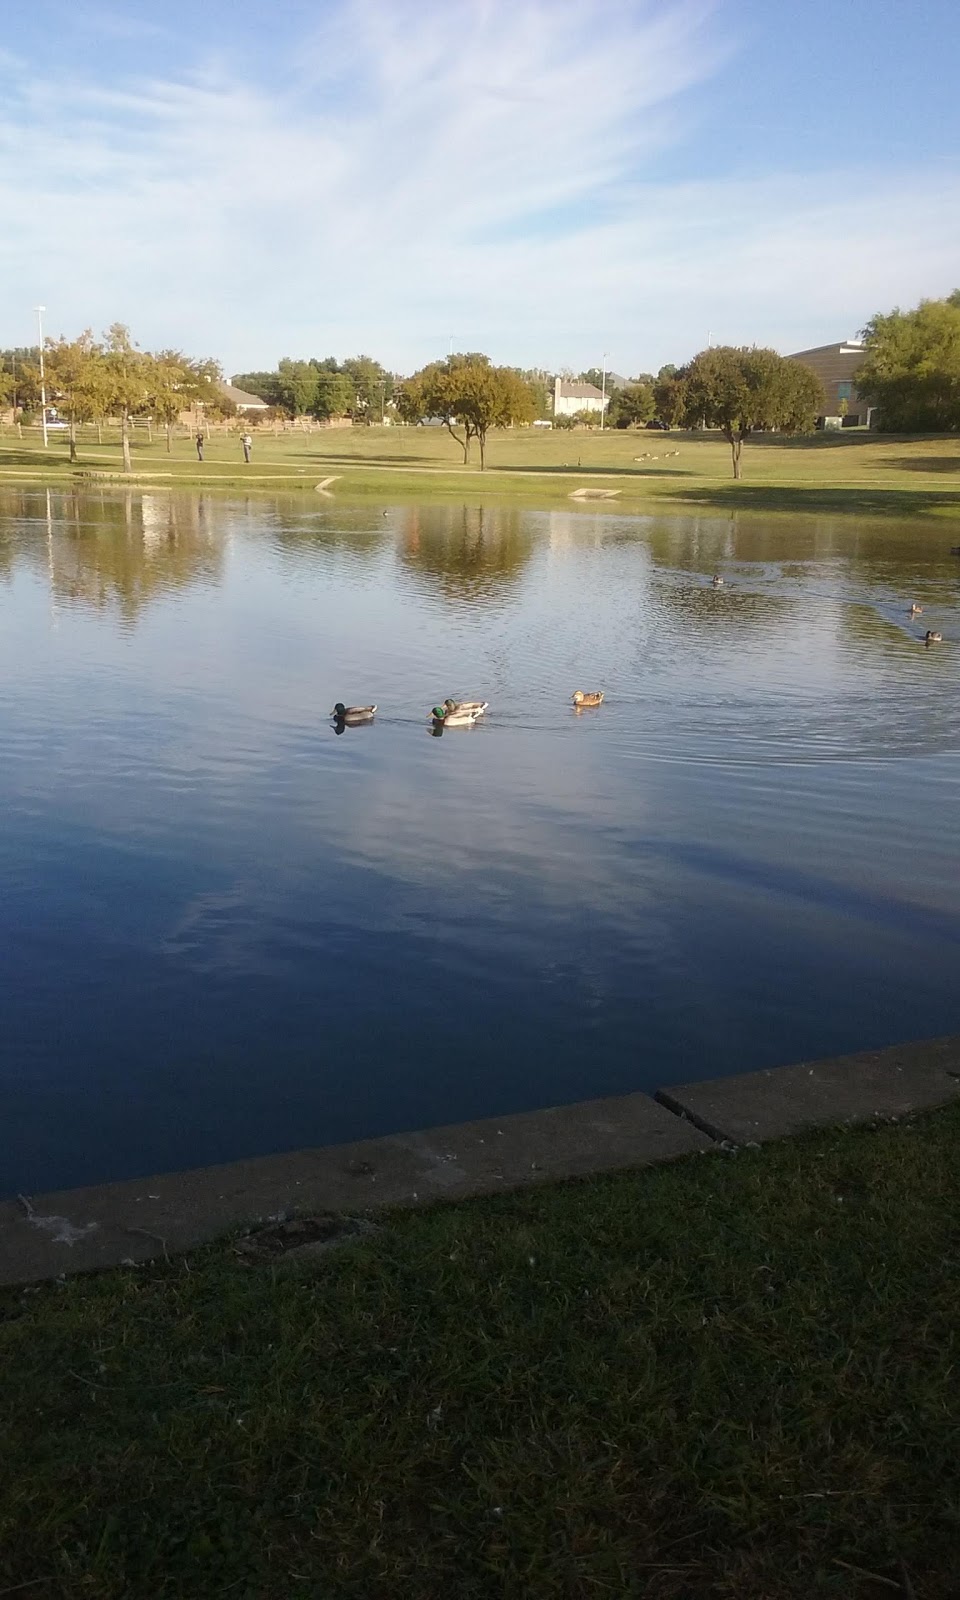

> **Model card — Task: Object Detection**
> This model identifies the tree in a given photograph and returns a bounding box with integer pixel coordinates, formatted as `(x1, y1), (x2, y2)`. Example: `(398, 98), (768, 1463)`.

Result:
(340, 355), (393, 421)
(857, 292), (960, 431)
(675, 346), (823, 478)
(146, 350), (193, 451)
(653, 372), (686, 428)
(44, 331), (110, 461)
(607, 382), (655, 429)
(399, 355), (536, 468)
(277, 358), (318, 418)
(312, 366), (354, 421)
(102, 323), (150, 472)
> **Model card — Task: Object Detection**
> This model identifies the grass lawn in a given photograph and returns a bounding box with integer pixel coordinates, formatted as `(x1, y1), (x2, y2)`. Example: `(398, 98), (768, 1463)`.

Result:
(2, 423), (960, 516)
(2, 1106), (958, 1598)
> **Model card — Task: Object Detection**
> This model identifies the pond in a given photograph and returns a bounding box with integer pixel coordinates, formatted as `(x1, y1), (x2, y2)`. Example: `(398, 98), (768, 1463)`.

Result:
(1, 487), (958, 1195)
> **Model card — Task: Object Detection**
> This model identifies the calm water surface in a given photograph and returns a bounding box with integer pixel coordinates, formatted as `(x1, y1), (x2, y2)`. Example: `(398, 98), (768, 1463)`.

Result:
(2, 488), (958, 1195)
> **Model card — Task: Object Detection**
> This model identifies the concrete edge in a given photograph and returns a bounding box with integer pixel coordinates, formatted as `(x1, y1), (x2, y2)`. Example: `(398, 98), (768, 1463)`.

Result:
(2, 1032), (958, 1288)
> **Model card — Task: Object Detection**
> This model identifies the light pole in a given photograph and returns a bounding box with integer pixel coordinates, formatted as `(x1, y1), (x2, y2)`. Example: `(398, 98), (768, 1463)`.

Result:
(600, 351), (608, 432)
(34, 305), (48, 447)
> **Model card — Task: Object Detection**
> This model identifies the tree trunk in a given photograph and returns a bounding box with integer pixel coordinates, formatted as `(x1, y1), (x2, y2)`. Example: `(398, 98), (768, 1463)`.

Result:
(122, 412), (132, 473)
(729, 434), (743, 480)
(443, 421), (470, 463)
(478, 429), (486, 471)
(147, 419), (153, 443)
(97, 421), (102, 444)
(69, 419), (77, 464)
(166, 422), (172, 453)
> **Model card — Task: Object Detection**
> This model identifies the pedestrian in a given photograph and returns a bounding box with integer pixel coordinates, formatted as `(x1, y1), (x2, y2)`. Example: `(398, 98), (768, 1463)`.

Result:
(241, 432), (252, 464)
(196, 430), (204, 462)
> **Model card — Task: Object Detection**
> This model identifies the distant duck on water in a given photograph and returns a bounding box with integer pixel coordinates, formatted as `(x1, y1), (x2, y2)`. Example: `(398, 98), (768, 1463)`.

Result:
(910, 603), (924, 615)
(925, 631), (943, 644)
(572, 690), (604, 707)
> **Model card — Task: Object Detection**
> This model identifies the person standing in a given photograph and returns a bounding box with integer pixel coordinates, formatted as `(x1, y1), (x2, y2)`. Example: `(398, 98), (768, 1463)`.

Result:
(241, 432), (252, 464)
(196, 430), (204, 462)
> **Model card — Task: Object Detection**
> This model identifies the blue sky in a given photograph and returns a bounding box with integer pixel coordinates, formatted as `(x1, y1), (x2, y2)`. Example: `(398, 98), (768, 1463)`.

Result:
(2, 0), (959, 377)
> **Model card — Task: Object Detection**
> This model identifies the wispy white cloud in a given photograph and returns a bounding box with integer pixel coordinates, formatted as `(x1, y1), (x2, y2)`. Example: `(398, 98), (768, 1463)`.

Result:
(1, 0), (958, 374)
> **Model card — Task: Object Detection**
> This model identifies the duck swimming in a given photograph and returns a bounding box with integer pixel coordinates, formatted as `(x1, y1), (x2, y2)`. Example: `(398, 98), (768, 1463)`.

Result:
(331, 703), (377, 723)
(925, 631), (943, 644)
(909, 603), (924, 615)
(443, 698), (488, 718)
(431, 703), (483, 727)
(572, 690), (604, 707)
(712, 574), (724, 587)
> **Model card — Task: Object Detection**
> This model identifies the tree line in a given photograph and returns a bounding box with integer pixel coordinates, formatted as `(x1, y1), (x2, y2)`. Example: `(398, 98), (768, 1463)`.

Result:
(3, 287), (957, 479)
(0, 327), (226, 466)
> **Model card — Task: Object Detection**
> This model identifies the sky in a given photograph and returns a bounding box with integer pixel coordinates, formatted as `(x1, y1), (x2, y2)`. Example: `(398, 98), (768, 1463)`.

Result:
(2, 0), (959, 378)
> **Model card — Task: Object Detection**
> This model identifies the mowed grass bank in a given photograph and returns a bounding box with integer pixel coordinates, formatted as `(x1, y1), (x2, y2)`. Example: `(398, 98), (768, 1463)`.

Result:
(2, 424), (960, 515)
(2, 1107), (959, 1598)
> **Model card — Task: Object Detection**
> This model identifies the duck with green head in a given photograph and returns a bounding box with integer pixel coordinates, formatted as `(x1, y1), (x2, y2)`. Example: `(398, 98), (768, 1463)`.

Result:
(431, 702), (484, 727)
(331, 702), (377, 723)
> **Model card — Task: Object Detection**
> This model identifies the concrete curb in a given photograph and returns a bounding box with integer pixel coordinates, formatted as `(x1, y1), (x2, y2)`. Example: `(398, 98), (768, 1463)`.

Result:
(2, 1034), (958, 1288)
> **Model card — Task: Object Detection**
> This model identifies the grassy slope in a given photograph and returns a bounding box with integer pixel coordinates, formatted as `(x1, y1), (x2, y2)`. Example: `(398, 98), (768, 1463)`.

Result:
(2, 424), (960, 515)
(2, 1106), (959, 1598)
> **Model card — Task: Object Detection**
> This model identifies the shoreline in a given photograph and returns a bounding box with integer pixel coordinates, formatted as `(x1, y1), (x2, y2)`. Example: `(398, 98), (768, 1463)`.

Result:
(4, 1032), (958, 1286)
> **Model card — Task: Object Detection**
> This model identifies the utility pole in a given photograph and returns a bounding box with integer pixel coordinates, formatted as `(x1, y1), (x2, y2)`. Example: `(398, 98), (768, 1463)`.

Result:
(34, 305), (48, 447)
(600, 351), (608, 431)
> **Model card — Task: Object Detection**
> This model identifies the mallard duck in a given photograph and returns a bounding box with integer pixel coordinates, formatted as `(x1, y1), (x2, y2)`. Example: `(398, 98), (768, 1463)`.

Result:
(331, 702), (377, 722)
(712, 574), (724, 587)
(572, 690), (603, 707)
(431, 703), (482, 727)
(443, 697), (488, 718)
(925, 630), (943, 644)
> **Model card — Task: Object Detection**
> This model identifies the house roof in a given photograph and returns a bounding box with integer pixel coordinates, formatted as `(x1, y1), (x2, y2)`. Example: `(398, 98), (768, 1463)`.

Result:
(787, 341), (864, 361)
(220, 381), (269, 408)
(556, 380), (604, 399)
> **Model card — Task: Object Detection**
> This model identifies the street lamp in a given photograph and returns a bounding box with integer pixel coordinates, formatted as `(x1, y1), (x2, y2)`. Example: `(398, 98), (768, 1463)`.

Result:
(600, 351), (608, 432)
(34, 305), (48, 447)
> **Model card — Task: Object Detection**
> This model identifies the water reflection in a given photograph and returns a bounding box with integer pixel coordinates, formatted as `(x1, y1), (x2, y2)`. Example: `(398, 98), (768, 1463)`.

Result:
(1, 490), (958, 1195)
(0, 487), (225, 624)
(398, 504), (536, 600)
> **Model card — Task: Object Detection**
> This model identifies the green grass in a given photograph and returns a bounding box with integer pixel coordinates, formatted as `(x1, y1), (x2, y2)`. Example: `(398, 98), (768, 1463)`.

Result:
(2, 423), (960, 515)
(2, 1107), (959, 1598)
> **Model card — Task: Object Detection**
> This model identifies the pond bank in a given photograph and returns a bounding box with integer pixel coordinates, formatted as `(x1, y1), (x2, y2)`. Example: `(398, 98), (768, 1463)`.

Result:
(3, 1062), (960, 1597)
(4, 1034), (958, 1287)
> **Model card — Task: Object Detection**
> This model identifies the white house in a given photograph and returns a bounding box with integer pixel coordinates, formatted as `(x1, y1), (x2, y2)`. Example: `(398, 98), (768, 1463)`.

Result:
(553, 377), (608, 418)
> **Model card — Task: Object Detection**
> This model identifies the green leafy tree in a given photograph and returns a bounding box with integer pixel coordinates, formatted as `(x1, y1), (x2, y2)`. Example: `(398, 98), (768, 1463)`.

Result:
(676, 346), (823, 478)
(340, 355), (393, 421)
(45, 331), (111, 461)
(857, 291), (960, 431)
(514, 368), (551, 419)
(399, 355), (535, 468)
(145, 350), (193, 451)
(277, 359), (319, 418)
(652, 373), (686, 428)
(607, 382), (655, 429)
(312, 367), (354, 420)
(102, 323), (151, 472)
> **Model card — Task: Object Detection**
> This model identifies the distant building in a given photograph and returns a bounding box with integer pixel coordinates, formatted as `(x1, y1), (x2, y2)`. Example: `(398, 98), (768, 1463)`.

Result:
(786, 341), (874, 426)
(553, 378), (608, 418)
(220, 381), (270, 413)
